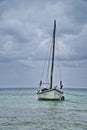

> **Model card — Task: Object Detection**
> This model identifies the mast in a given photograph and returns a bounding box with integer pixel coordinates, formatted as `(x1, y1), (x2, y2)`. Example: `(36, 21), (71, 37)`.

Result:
(50, 20), (56, 89)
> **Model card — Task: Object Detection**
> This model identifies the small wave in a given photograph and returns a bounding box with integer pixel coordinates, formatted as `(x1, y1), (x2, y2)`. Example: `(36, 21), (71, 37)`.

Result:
(0, 120), (37, 126)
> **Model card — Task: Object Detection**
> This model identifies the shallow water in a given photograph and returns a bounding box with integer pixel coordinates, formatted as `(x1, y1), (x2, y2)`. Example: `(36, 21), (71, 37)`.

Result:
(0, 88), (87, 130)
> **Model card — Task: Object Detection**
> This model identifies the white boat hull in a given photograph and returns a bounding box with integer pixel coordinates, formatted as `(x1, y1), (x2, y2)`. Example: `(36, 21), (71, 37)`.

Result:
(36, 88), (64, 100)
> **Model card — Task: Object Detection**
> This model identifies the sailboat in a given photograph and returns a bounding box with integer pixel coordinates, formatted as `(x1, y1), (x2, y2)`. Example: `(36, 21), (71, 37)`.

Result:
(36, 20), (64, 101)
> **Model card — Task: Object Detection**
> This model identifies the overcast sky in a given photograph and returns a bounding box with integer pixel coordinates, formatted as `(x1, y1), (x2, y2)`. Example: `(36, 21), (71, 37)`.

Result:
(0, 0), (87, 88)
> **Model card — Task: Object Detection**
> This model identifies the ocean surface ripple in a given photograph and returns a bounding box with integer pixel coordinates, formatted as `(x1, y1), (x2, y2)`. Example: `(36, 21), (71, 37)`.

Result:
(0, 88), (87, 130)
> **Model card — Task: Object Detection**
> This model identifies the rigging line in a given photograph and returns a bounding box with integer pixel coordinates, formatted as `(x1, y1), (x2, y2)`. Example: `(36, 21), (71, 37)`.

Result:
(40, 38), (52, 81)
(46, 39), (53, 84)
(57, 41), (62, 81)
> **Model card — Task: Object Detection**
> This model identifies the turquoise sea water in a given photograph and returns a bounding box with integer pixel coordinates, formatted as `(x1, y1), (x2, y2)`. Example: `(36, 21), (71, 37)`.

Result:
(0, 88), (87, 130)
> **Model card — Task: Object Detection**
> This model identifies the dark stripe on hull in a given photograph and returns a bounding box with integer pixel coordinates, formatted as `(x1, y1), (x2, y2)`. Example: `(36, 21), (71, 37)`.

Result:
(38, 98), (61, 101)
(37, 88), (63, 94)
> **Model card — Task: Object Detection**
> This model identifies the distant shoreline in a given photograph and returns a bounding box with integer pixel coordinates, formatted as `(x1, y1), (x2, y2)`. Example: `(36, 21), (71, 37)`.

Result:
(0, 87), (87, 90)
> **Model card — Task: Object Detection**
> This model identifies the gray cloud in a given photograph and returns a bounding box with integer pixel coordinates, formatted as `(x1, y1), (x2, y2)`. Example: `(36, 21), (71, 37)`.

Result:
(0, 0), (87, 87)
(0, 0), (87, 66)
